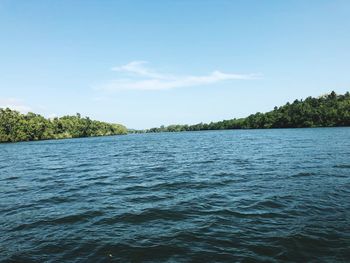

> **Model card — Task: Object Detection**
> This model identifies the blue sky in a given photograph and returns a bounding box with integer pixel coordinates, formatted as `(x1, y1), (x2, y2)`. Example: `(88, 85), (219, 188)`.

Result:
(0, 0), (349, 129)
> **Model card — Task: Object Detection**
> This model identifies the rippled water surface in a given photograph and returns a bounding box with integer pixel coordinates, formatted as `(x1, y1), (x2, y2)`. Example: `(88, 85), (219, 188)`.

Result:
(1, 128), (350, 262)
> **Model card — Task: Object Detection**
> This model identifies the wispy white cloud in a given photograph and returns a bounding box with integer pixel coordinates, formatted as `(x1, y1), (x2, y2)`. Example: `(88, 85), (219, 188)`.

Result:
(111, 61), (169, 79)
(99, 61), (260, 91)
(0, 98), (32, 113)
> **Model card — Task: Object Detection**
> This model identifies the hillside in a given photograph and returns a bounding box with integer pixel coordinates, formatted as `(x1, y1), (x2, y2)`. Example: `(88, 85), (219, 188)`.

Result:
(0, 109), (127, 143)
(147, 91), (350, 132)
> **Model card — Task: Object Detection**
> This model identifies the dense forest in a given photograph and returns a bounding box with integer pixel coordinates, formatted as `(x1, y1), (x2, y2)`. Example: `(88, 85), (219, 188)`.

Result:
(1, 91), (349, 142)
(147, 91), (350, 133)
(0, 110), (127, 143)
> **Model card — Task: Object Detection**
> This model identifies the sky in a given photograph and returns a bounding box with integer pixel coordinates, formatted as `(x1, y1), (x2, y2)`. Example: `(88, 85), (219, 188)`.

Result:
(0, 0), (349, 129)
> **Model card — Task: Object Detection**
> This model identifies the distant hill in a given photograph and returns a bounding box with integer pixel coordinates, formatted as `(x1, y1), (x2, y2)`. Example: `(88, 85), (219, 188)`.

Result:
(147, 91), (350, 132)
(0, 110), (127, 143)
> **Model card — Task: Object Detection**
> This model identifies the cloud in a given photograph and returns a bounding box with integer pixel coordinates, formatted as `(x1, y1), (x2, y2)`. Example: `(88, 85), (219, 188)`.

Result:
(0, 98), (32, 113)
(100, 61), (260, 91)
(47, 113), (58, 119)
(112, 61), (168, 79)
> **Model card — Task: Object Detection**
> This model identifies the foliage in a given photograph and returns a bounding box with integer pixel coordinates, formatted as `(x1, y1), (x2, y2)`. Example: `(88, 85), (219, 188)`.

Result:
(0, 110), (127, 143)
(147, 91), (350, 133)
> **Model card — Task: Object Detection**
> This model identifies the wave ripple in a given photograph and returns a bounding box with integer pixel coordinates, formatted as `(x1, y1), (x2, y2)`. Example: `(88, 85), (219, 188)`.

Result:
(1, 128), (350, 262)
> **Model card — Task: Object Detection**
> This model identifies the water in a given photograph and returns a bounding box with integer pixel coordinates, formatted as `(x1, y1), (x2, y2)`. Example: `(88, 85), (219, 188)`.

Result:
(1, 128), (350, 262)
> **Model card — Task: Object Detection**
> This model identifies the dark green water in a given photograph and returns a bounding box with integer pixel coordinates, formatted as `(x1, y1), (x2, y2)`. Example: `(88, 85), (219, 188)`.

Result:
(1, 128), (350, 262)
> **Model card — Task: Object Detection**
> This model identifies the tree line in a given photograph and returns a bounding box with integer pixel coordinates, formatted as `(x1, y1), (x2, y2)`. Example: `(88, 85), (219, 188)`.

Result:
(0, 110), (127, 143)
(1, 91), (349, 142)
(146, 91), (350, 133)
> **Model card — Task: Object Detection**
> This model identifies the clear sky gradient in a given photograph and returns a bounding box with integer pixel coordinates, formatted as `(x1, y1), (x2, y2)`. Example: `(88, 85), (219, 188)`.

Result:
(1, 0), (349, 129)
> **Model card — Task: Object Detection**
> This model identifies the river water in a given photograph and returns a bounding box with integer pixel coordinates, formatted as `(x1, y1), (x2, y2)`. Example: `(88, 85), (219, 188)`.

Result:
(1, 128), (350, 262)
